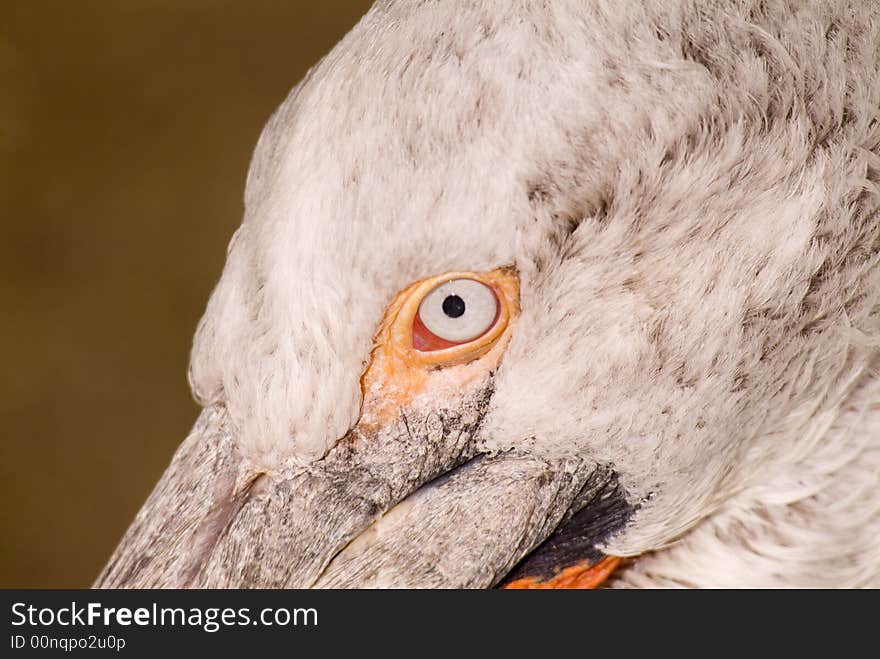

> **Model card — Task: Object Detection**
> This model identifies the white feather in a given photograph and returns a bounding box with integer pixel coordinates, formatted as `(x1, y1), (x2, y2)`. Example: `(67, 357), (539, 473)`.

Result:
(188, 1), (880, 586)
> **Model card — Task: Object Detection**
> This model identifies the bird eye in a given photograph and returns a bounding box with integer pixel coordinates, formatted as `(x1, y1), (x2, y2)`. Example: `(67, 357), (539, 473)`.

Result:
(414, 278), (500, 351)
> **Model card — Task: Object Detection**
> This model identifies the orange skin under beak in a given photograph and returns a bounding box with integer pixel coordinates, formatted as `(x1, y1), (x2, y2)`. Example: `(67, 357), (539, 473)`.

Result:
(503, 556), (623, 589)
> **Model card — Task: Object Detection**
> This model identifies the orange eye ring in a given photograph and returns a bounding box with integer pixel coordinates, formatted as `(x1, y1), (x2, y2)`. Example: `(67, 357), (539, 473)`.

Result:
(390, 269), (517, 368)
(358, 267), (520, 425)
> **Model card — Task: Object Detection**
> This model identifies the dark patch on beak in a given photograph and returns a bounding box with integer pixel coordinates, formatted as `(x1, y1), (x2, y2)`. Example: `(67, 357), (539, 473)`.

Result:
(499, 469), (634, 586)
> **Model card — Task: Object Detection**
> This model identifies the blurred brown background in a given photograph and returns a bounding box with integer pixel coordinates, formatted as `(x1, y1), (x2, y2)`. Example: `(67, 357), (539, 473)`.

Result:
(1, 0), (373, 587)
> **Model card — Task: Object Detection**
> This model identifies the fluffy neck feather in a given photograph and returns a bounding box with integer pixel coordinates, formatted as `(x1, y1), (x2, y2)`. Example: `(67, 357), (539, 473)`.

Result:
(610, 362), (880, 587)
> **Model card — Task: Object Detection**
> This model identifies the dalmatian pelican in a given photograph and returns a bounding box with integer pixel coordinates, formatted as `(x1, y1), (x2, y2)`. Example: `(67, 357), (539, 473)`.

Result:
(96, 0), (880, 588)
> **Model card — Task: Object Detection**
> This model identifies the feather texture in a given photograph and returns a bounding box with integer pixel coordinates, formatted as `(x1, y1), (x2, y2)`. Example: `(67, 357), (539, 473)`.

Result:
(185, 1), (880, 586)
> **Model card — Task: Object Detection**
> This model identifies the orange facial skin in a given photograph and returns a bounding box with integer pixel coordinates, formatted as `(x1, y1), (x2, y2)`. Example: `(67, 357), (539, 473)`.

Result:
(503, 556), (623, 589)
(358, 267), (520, 428)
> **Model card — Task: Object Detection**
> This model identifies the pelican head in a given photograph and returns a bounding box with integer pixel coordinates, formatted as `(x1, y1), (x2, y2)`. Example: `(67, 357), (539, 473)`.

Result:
(98, 0), (880, 588)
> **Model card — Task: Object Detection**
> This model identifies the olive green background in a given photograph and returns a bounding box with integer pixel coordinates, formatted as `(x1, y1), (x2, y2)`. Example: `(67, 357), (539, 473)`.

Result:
(2, 1), (373, 587)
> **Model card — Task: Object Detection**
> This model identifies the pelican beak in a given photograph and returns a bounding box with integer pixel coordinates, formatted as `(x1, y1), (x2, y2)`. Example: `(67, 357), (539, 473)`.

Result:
(312, 448), (632, 589)
(96, 267), (633, 589)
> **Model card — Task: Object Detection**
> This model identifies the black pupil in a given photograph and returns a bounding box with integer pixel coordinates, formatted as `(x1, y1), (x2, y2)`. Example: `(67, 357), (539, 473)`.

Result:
(442, 294), (466, 319)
